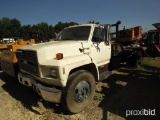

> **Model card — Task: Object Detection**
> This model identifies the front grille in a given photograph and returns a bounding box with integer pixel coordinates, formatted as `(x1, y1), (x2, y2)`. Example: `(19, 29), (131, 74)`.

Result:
(16, 50), (38, 62)
(18, 62), (39, 76)
(16, 50), (40, 76)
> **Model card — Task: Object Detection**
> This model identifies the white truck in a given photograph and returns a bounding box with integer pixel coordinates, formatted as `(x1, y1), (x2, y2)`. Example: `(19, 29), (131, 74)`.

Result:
(16, 21), (143, 113)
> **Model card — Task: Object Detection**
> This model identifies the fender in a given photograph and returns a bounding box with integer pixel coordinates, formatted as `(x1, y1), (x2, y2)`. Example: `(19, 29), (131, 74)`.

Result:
(40, 54), (99, 86)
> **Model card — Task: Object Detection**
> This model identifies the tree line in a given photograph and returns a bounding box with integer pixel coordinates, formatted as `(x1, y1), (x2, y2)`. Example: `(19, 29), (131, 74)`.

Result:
(0, 17), (78, 42)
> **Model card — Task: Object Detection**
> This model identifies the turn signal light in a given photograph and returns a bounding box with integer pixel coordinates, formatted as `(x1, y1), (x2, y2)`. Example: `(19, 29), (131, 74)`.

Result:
(56, 53), (63, 60)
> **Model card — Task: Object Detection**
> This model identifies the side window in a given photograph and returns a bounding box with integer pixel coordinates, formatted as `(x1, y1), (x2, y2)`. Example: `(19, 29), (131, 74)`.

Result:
(92, 27), (104, 42)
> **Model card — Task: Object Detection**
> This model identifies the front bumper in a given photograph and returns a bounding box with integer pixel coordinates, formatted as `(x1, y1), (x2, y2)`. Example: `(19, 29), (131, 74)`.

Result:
(18, 72), (62, 103)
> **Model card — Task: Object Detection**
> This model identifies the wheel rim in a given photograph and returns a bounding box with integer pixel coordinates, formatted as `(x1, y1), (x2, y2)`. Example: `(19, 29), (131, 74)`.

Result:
(74, 80), (90, 103)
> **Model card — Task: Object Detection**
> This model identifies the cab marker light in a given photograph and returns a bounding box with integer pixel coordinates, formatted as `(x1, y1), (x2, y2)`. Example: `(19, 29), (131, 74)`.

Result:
(56, 53), (63, 60)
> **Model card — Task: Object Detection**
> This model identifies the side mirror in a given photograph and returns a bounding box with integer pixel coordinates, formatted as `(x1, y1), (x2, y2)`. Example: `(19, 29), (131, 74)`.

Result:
(104, 25), (110, 45)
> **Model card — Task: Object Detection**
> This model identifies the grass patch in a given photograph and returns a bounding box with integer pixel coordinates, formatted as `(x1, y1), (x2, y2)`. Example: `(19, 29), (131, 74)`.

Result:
(133, 57), (160, 72)
(94, 93), (105, 101)
(142, 57), (160, 67)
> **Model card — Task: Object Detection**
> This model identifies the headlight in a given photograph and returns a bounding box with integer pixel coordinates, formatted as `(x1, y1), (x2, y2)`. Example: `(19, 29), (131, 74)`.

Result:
(50, 68), (58, 78)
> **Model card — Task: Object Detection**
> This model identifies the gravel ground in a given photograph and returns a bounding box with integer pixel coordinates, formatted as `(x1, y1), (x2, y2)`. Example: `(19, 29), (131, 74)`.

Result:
(0, 65), (160, 120)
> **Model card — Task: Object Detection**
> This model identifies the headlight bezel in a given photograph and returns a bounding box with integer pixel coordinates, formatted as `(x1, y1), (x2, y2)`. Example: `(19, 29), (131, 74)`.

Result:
(40, 65), (60, 79)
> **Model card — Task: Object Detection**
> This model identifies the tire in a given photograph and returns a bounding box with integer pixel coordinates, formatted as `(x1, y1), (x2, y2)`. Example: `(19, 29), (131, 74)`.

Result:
(62, 70), (95, 113)
(126, 51), (142, 67)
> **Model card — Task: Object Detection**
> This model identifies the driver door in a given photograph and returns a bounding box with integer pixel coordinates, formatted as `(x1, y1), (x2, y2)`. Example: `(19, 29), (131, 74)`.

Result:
(90, 27), (111, 66)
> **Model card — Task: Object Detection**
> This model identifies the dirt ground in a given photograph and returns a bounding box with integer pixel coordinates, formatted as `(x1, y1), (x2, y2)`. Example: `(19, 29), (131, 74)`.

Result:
(0, 58), (160, 120)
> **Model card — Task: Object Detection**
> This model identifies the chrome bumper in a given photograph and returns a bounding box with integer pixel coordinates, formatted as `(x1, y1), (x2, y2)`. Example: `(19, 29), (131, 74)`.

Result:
(18, 72), (62, 103)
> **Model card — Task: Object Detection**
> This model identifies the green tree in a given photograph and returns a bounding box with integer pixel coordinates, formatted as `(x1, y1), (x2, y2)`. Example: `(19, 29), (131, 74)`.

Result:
(19, 24), (32, 40)
(0, 17), (78, 42)
(10, 18), (21, 37)
(31, 22), (56, 42)
(0, 17), (21, 38)
(54, 22), (78, 33)
(48, 25), (56, 39)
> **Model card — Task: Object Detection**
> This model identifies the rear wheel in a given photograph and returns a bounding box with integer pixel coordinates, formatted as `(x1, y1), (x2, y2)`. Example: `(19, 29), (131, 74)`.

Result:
(126, 51), (142, 67)
(62, 70), (95, 113)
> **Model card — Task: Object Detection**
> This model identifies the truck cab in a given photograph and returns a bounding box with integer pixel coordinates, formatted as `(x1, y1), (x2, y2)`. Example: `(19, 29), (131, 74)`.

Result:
(16, 21), (125, 113)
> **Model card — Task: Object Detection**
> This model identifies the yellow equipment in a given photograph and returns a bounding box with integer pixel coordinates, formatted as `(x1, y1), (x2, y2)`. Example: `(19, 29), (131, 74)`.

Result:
(1, 38), (35, 78)
(0, 43), (15, 58)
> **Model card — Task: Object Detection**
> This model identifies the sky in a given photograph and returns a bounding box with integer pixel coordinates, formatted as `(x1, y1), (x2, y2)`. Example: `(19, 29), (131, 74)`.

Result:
(0, 0), (160, 32)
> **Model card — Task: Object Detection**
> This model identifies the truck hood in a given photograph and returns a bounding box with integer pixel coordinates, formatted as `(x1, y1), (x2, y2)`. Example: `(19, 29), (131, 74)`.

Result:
(17, 41), (90, 64)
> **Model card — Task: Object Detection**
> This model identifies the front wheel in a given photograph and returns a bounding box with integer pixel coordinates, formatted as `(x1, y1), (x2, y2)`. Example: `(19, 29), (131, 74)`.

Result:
(62, 70), (95, 113)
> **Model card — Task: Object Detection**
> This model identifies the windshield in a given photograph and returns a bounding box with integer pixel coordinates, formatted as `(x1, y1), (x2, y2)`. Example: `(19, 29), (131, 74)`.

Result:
(55, 26), (91, 41)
